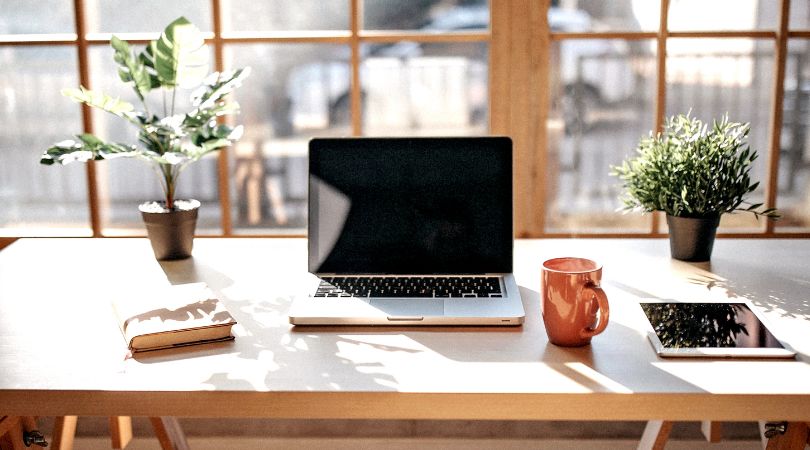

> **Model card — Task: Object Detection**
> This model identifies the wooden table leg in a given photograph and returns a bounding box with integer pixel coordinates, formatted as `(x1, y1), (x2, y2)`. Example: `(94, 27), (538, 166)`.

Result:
(51, 416), (78, 450)
(110, 416), (133, 449)
(764, 421), (810, 450)
(0, 417), (15, 444)
(0, 416), (45, 450)
(638, 420), (673, 450)
(2, 421), (26, 450)
(700, 420), (722, 442)
(149, 417), (189, 450)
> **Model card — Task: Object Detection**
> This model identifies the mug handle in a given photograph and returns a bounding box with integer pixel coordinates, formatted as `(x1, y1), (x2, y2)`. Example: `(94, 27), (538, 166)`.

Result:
(579, 283), (609, 339)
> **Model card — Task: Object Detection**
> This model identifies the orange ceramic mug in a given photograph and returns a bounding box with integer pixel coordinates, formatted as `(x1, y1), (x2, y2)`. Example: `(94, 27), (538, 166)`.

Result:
(541, 257), (610, 347)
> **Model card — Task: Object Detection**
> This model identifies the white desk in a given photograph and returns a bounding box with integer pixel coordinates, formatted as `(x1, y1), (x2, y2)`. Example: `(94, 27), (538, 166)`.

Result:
(0, 238), (809, 438)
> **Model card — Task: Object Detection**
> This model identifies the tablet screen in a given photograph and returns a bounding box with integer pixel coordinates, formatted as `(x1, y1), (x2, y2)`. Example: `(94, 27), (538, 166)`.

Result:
(640, 302), (786, 350)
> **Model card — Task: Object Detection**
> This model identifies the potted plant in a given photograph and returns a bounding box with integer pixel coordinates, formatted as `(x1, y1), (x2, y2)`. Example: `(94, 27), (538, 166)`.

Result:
(611, 113), (779, 262)
(40, 17), (250, 260)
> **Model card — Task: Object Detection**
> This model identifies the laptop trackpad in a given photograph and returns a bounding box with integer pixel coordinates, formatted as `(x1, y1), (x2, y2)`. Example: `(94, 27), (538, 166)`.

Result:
(370, 299), (444, 317)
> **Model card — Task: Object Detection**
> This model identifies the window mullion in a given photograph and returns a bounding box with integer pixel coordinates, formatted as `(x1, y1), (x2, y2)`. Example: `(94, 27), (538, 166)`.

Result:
(211, 0), (232, 235)
(73, 0), (102, 237)
(651, 0), (670, 236)
(350, 0), (362, 136)
(764, 0), (791, 234)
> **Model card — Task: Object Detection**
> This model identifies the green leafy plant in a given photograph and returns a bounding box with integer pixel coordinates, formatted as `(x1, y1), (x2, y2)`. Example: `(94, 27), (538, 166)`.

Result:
(40, 17), (250, 210)
(611, 113), (779, 220)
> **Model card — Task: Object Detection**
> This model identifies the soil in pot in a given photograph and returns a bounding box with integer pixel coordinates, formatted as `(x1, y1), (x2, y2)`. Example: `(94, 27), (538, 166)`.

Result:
(139, 199), (200, 260)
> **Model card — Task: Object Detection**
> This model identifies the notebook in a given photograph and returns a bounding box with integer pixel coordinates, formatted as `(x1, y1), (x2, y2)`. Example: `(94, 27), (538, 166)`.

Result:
(288, 136), (525, 326)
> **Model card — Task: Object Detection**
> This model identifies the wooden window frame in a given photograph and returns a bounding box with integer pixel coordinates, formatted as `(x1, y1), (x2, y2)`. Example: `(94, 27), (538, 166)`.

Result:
(1, 0), (808, 239)
(491, 0), (810, 238)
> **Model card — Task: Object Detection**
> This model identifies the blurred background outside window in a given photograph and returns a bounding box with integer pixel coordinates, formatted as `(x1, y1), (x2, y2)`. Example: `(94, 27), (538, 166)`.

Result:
(1, 0), (808, 237)
(548, 0), (810, 234)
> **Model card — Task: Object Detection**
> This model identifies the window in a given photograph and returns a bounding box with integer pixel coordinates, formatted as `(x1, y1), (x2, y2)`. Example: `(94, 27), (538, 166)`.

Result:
(0, 0), (487, 237)
(1, 0), (808, 239)
(544, 0), (810, 237)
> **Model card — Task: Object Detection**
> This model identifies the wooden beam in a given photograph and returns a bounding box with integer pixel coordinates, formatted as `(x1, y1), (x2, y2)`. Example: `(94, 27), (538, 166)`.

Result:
(149, 417), (189, 450)
(350, 0), (362, 136)
(764, 422), (810, 450)
(51, 416), (77, 450)
(700, 420), (722, 442)
(73, 0), (101, 236)
(490, 0), (548, 237)
(211, 0), (232, 235)
(109, 416), (132, 449)
(765, 0), (790, 234)
(638, 420), (673, 450)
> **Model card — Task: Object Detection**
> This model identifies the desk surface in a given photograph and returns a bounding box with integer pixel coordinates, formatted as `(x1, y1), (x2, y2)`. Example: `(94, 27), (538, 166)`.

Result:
(1, 238), (809, 421)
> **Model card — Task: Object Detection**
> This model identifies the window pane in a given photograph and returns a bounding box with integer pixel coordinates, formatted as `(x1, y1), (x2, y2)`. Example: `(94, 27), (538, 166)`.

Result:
(550, 1), (660, 32)
(790, 1), (810, 30)
(226, 44), (351, 233)
(88, 46), (222, 235)
(668, 0), (778, 31)
(364, 0), (488, 31)
(361, 42), (488, 136)
(0, 0), (75, 34)
(0, 47), (89, 235)
(221, 0), (348, 32)
(665, 38), (774, 232)
(86, 1), (212, 33)
(776, 39), (810, 231)
(547, 39), (656, 233)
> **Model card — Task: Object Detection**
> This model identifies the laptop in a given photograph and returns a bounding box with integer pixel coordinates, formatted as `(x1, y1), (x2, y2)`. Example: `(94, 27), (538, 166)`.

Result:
(288, 136), (525, 326)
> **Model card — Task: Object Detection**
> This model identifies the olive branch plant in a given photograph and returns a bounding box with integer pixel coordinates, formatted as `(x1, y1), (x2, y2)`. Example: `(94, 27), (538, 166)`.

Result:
(40, 17), (250, 211)
(611, 113), (779, 220)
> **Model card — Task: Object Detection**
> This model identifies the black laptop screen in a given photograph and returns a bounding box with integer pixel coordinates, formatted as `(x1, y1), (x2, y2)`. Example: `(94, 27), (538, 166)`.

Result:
(308, 137), (513, 274)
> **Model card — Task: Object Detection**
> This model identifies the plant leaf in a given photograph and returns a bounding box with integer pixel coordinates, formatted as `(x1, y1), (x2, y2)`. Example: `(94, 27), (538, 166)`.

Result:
(139, 44), (162, 89)
(152, 16), (209, 89)
(610, 113), (778, 220)
(191, 67), (252, 109)
(61, 87), (140, 123)
(110, 35), (152, 101)
(40, 134), (137, 165)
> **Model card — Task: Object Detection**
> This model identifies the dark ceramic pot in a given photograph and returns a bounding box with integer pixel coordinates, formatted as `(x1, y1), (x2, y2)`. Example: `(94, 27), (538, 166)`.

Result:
(665, 213), (721, 262)
(139, 199), (200, 261)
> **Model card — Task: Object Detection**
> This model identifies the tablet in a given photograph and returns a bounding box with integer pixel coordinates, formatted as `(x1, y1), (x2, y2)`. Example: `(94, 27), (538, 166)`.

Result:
(639, 300), (796, 359)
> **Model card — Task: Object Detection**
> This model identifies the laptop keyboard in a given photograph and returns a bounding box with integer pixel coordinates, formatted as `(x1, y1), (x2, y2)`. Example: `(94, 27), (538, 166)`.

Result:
(315, 276), (503, 298)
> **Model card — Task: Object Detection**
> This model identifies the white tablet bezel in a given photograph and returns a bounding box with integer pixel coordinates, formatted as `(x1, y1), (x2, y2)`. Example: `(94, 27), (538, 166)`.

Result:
(639, 299), (797, 359)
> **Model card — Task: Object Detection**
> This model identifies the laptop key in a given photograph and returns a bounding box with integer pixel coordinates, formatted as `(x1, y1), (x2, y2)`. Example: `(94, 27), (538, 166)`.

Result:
(316, 276), (503, 298)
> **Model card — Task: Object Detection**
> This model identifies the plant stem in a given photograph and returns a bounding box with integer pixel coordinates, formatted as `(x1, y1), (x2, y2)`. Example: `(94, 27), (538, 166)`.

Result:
(171, 87), (177, 117)
(160, 163), (175, 210)
(140, 93), (151, 120)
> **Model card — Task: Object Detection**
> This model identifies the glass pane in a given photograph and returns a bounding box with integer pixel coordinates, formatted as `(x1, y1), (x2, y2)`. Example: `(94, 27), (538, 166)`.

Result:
(364, 0), (488, 31)
(665, 38), (774, 232)
(776, 39), (810, 231)
(86, 0), (212, 33)
(547, 39), (656, 233)
(0, 0), (74, 34)
(361, 42), (488, 136)
(550, 1), (660, 32)
(88, 45), (222, 234)
(0, 47), (90, 235)
(226, 44), (351, 233)
(790, 1), (810, 30)
(668, 0), (778, 31)
(221, 0), (348, 32)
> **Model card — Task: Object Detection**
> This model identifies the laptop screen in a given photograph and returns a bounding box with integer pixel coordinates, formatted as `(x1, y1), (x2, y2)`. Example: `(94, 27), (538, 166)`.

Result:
(308, 137), (513, 274)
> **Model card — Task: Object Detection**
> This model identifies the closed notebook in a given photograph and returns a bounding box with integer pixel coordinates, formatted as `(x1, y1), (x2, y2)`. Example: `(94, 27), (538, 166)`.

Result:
(112, 282), (236, 352)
